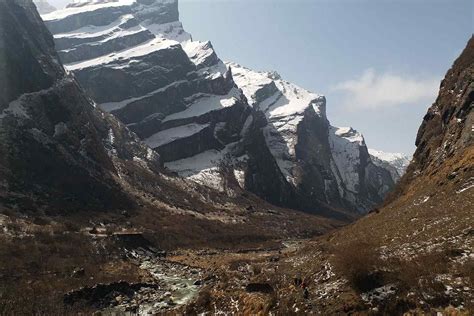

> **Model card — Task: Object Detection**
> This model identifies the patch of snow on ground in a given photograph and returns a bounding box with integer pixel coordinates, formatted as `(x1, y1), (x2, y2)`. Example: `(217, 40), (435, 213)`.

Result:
(195, 61), (228, 79)
(228, 62), (325, 119)
(226, 62), (275, 106)
(456, 177), (474, 194)
(182, 40), (214, 67)
(361, 284), (397, 303)
(267, 80), (324, 119)
(414, 195), (430, 205)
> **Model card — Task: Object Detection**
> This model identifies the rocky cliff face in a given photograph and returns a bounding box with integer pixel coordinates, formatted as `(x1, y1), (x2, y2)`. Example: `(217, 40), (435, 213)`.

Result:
(411, 36), (473, 176)
(230, 64), (396, 215)
(42, 0), (397, 216)
(388, 36), (474, 202)
(0, 0), (342, 246)
(0, 0), (163, 212)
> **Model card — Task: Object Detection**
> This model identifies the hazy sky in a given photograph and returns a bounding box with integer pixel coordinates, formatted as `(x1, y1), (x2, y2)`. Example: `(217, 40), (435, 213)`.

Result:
(178, 0), (472, 154)
(47, 0), (473, 154)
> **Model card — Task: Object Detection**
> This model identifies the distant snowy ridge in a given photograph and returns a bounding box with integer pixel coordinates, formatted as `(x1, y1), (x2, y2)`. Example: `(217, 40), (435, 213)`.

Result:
(369, 149), (411, 181)
(229, 63), (395, 213)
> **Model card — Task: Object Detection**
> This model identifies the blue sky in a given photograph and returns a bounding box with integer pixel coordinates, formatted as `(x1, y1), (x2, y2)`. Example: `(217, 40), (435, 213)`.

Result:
(179, 0), (473, 154)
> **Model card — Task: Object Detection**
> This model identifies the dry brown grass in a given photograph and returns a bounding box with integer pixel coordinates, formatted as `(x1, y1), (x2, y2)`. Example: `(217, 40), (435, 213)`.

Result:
(332, 241), (388, 293)
(0, 224), (141, 314)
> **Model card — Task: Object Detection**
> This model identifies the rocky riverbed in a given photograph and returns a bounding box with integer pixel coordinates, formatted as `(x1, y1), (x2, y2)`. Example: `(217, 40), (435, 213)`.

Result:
(60, 236), (319, 315)
(105, 249), (203, 315)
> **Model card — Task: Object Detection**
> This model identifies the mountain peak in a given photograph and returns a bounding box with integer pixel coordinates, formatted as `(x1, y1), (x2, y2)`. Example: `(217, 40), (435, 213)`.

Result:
(368, 148), (411, 180)
(39, 0), (398, 217)
(332, 126), (364, 144)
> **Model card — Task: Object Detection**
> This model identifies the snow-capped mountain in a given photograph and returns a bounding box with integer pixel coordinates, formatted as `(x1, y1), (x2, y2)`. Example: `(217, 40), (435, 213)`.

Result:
(41, 0), (397, 216)
(230, 63), (395, 214)
(368, 149), (411, 181)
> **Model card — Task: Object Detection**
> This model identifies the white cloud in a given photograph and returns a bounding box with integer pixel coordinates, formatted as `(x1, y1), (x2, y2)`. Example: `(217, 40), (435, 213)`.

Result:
(332, 68), (439, 110)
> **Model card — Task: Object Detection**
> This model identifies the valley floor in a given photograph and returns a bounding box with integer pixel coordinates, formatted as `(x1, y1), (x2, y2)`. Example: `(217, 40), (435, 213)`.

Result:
(0, 149), (472, 315)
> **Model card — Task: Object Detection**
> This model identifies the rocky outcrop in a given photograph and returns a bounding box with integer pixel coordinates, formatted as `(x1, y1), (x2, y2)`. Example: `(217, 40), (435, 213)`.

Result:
(63, 282), (159, 308)
(0, 0), (165, 212)
(385, 36), (474, 203)
(411, 36), (473, 175)
(0, 0), (64, 111)
(42, 0), (398, 216)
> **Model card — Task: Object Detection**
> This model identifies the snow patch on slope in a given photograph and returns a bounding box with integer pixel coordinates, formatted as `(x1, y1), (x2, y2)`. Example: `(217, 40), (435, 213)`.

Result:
(42, 0), (137, 21)
(164, 142), (249, 191)
(54, 14), (135, 39)
(329, 126), (364, 194)
(163, 87), (242, 122)
(268, 80), (325, 119)
(146, 21), (191, 42)
(144, 123), (209, 148)
(183, 41), (214, 66)
(66, 38), (177, 70)
(99, 80), (187, 112)
(227, 62), (275, 106)
(165, 149), (223, 190)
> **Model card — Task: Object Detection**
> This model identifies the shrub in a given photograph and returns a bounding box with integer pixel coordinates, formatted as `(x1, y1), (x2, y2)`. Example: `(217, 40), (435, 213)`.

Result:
(332, 241), (387, 293)
(63, 220), (80, 232)
(251, 264), (262, 275)
(228, 259), (250, 271)
(394, 251), (448, 290)
(0, 228), (140, 314)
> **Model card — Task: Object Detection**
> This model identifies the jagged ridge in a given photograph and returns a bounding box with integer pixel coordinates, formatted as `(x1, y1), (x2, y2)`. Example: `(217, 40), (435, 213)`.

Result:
(42, 0), (398, 217)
